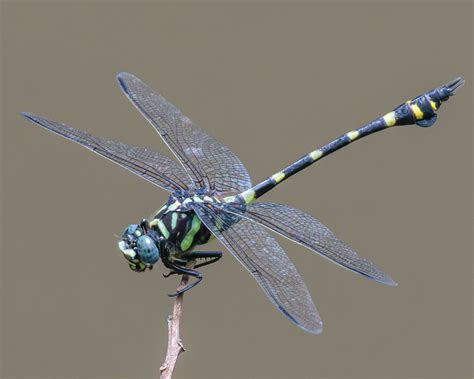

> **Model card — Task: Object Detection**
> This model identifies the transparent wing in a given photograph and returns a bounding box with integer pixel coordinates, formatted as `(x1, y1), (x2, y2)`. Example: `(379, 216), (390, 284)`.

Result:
(21, 112), (192, 192)
(225, 202), (396, 286)
(193, 202), (322, 334)
(117, 72), (252, 194)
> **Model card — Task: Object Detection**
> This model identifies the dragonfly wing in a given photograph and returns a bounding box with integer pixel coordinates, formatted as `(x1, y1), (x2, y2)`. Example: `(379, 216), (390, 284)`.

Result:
(116, 72), (252, 194)
(225, 202), (396, 286)
(193, 202), (322, 334)
(21, 112), (192, 192)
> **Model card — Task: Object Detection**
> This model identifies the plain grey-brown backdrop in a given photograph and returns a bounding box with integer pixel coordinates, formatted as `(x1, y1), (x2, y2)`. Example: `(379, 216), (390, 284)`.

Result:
(1, 1), (472, 378)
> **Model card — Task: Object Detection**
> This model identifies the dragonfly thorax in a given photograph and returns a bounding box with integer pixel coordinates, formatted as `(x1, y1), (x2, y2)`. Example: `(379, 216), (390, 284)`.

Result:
(164, 189), (223, 212)
(117, 191), (218, 273)
(148, 190), (216, 253)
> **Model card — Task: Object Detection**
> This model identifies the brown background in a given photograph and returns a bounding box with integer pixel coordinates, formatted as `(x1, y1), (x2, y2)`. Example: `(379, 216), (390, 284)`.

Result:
(1, 1), (472, 379)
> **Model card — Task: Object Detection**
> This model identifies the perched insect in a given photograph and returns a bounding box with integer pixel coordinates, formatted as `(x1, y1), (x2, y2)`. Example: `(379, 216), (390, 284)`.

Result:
(22, 74), (464, 333)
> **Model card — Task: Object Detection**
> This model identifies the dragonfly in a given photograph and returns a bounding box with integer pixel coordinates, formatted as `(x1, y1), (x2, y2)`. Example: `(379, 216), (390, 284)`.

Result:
(22, 73), (464, 334)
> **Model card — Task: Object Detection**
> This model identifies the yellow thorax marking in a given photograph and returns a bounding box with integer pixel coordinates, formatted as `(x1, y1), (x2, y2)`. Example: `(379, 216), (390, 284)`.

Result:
(167, 201), (180, 212)
(155, 219), (170, 239)
(271, 171), (285, 183)
(149, 219), (169, 238)
(180, 216), (202, 251)
(430, 100), (437, 111)
(383, 111), (396, 127)
(171, 212), (178, 229)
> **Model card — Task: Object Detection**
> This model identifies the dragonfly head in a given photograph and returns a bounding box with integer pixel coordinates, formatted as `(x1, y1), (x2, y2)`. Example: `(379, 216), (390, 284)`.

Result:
(118, 222), (160, 272)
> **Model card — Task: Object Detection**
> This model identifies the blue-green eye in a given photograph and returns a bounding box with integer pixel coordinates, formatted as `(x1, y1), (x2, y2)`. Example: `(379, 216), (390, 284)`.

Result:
(122, 224), (143, 240)
(136, 235), (160, 264)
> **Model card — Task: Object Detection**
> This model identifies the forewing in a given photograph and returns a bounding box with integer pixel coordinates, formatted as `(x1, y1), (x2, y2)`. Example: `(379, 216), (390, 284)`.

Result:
(226, 202), (396, 286)
(193, 202), (322, 334)
(21, 112), (192, 192)
(116, 72), (252, 194)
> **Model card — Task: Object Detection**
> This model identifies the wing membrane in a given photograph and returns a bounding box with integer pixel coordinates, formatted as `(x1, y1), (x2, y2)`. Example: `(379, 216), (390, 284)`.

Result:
(21, 112), (192, 192)
(225, 202), (396, 286)
(193, 202), (322, 334)
(116, 72), (252, 194)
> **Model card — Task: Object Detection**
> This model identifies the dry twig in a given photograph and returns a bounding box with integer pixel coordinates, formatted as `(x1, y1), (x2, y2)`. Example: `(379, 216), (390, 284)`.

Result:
(159, 271), (191, 379)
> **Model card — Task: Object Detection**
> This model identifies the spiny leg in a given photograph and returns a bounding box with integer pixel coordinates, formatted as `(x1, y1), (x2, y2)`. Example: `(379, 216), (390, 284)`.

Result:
(183, 251), (223, 269)
(162, 251), (222, 277)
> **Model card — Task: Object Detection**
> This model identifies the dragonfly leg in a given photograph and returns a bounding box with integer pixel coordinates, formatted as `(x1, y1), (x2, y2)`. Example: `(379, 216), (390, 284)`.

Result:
(162, 251), (222, 278)
(183, 251), (223, 269)
(167, 264), (203, 297)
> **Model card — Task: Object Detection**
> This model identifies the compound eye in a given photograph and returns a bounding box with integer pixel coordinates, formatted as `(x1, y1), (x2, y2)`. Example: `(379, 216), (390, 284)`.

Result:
(122, 224), (143, 240)
(136, 235), (160, 265)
